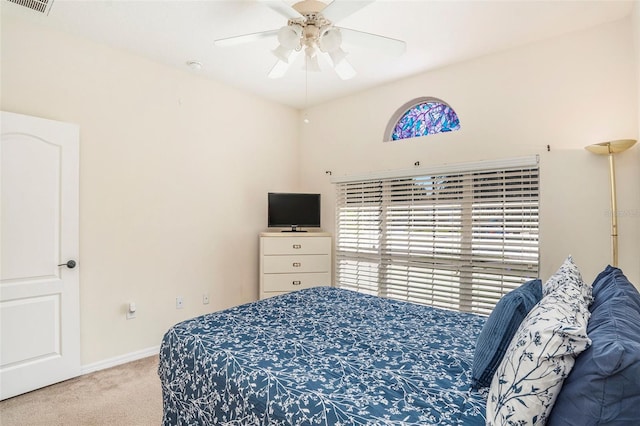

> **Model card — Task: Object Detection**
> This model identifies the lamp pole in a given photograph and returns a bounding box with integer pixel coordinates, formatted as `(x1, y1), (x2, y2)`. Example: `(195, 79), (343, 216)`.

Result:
(585, 139), (637, 267)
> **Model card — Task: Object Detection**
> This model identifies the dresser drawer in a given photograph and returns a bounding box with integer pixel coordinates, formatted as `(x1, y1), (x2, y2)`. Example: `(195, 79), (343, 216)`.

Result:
(262, 254), (329, 273)
(262, 236), (331, 255)
(262, 272), (330, 292)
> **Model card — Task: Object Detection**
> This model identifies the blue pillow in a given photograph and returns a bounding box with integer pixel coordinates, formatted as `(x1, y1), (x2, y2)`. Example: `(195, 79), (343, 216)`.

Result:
(591, 265), (640, 312)
(548, 267), (640, 425)
(470, 279), (542, 389)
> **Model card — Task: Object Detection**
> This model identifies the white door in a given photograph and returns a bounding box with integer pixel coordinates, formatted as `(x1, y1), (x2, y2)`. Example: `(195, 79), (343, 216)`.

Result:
(0, 111), (80, 400)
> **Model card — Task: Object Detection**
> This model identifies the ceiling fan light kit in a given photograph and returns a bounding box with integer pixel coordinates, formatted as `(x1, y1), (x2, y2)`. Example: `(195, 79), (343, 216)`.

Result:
(273, 9), (346, 74)
(215, 0), (406, 80)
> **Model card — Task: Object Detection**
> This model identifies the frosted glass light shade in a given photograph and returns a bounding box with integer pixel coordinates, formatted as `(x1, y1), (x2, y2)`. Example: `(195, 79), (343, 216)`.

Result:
(319, 28), (342, 52)
(277, 25), (302, 49)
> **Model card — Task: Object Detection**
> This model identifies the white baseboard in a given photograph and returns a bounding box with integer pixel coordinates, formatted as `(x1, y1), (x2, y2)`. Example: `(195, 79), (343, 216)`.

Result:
(80, 345), (160, 375)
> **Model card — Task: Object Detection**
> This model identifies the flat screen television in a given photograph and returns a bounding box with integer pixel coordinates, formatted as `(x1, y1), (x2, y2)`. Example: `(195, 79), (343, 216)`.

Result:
(268, 192), (321, 232)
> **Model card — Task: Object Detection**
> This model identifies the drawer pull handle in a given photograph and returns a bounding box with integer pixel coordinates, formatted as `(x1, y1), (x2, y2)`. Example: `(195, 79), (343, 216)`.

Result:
(293, 244), (302, 249)
(292, 280), (302, 286)
(292, 262), (301, 267)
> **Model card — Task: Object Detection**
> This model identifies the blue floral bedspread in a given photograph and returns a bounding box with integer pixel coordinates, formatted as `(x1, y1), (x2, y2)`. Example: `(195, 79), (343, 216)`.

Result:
(159, 287), (487, 425)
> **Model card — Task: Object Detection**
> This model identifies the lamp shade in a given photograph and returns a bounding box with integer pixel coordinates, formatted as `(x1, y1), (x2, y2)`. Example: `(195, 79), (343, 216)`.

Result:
(585, 139), (637, 155)
(319, 28), (342, 52)
(277, 25), (302, 50)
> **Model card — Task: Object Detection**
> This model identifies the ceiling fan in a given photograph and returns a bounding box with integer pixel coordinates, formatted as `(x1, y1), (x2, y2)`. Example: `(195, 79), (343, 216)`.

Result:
(214, 0), (406, 80)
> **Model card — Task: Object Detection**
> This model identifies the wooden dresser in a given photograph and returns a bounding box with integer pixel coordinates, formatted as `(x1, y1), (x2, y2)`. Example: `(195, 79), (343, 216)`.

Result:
(259, 232), (332, 299)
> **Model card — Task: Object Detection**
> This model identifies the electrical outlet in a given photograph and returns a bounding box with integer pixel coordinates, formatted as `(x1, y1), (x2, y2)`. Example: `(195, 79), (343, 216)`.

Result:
(202, 293), (210, 305)
(176, 297), (184, 309)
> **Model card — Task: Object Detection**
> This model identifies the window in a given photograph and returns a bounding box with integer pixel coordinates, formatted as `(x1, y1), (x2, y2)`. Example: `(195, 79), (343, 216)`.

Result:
(385, 97), (460, 141)
(334, 157), (539, 316)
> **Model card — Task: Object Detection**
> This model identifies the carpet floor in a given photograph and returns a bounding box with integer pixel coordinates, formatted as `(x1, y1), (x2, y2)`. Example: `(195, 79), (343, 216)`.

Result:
(0, 355), (162, 425)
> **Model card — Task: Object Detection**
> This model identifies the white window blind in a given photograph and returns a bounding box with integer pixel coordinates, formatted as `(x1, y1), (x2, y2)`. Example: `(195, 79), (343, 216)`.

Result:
(334, 157), (539, 315)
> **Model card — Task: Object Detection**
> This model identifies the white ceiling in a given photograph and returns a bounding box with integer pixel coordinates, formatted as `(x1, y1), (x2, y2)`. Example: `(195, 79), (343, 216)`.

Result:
(3, 0), (634, 109)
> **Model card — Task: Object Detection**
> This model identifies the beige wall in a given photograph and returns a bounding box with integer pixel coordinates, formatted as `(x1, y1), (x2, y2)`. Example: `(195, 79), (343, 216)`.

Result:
(1, 14), (300, 364)
(300, 19), (640, 288)
(635, 1), (640, 137)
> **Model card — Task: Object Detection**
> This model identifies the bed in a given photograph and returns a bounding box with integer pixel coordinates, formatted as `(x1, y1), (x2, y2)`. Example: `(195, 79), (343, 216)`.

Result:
(159, 287), (488, 425)
(159, 262), (640, 426)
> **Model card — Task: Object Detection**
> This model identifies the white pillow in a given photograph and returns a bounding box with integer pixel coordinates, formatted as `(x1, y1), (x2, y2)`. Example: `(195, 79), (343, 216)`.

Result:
(542, 255), (592, 305)
(486, 263), (591, 426)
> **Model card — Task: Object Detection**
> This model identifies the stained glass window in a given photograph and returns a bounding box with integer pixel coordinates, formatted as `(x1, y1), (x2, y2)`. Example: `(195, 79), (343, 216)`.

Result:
(388, 99), (460, 141)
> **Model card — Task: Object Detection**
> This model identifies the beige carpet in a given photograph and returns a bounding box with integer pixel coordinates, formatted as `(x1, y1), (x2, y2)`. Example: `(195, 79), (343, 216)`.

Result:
(0, 355), (162, 425)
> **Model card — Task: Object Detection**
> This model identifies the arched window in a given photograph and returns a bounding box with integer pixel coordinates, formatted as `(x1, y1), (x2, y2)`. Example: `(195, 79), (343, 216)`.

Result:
(385, 97), (460, 141)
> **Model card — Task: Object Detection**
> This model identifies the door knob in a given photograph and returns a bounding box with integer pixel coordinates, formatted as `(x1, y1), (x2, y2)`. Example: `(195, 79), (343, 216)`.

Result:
(58, 260), (77, 269)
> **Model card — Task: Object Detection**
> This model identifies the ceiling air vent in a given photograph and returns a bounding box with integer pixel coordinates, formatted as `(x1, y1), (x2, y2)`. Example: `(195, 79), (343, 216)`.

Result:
(7, 0), (54, 15)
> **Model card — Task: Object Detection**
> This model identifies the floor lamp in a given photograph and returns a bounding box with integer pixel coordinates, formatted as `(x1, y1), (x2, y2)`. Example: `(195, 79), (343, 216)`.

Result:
(585, 139), (637, 267)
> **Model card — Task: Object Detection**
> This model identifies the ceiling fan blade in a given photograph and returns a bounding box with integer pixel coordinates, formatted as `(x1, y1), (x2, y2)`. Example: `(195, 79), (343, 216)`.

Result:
(214, 29), (279, 47)
(320, 0), (375, 23)
(268, 50), (302, 78)
(268, 60), (291, 79)
(258, 0), (304, 20)
(320, 51), (356, 80)
(339, 27), (406, 56)
(334, 58), (356, 80)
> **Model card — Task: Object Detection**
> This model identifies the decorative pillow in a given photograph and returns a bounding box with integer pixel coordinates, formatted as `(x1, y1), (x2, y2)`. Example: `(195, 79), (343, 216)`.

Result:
(590, 265), (640, 312)
(542, 255), (592, 305)
(471, 279), (542, 389)
(547, 267), (640, 425)
(486, 268), (591, 425)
